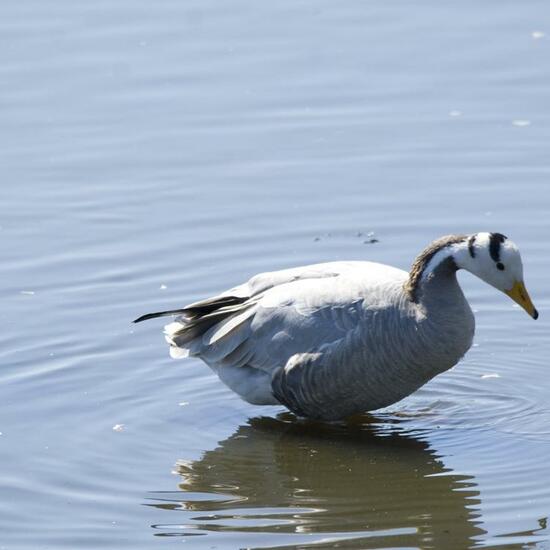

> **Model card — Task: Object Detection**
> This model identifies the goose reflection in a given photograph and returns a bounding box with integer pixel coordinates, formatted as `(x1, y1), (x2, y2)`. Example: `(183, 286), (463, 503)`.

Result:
(149, 414), (484, 548)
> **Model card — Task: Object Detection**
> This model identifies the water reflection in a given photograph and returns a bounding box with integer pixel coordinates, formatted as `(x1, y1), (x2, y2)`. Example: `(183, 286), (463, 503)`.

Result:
(148, 414), (484, 549)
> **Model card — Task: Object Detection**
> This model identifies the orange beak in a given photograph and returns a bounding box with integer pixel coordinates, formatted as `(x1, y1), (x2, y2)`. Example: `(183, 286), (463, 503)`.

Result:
(505, 281), (538, 319)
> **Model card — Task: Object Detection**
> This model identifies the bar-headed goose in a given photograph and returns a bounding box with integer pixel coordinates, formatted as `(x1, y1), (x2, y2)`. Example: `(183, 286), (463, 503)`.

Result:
(135, 232), (537, 420)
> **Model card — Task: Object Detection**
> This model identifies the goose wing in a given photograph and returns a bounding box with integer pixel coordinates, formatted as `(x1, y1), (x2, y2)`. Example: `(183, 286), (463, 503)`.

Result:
(134, 262), (349, 324)
(182, 261), (406, 368)
(162, 261), (408, 409)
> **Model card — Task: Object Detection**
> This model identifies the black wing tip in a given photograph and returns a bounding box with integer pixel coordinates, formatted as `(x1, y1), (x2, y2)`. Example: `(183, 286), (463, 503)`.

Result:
(132, 297), (249, 324)
(132, 308), (188, 324)
(133, 313), (155, 323)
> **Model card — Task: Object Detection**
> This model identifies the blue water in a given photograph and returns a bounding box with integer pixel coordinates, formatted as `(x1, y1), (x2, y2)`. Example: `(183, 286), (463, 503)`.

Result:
(1, 1), (550, 548)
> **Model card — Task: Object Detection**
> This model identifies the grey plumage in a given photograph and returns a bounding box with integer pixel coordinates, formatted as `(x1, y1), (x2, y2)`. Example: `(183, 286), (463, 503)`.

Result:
(136, 232), (536, 420)
(403, 234), (466, 301)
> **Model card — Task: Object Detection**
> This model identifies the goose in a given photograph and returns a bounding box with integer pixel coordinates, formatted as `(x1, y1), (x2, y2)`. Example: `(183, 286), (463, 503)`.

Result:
(134, 232), (538, 420)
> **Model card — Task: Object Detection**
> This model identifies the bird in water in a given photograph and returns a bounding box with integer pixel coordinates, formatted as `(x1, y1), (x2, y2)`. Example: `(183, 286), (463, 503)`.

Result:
(134, 232), (538, 420)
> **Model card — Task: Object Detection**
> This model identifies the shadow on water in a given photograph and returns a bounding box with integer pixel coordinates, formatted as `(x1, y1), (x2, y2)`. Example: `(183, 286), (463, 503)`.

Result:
(146, 413), (486, 549)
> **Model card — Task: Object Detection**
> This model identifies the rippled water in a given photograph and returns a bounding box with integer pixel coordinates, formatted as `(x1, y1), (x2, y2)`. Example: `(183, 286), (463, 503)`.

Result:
(2, 1), (550, 548)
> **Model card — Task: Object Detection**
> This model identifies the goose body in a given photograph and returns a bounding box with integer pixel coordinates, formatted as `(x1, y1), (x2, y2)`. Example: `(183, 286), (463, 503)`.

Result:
(135, 233), (537, 420)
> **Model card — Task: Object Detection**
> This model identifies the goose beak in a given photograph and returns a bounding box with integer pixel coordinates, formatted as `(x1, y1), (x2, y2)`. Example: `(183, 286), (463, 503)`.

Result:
(505, 281), (538, 319)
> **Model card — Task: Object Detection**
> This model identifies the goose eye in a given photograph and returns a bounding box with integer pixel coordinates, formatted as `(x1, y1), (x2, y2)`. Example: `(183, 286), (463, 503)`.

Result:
(496, 262), (505, 271)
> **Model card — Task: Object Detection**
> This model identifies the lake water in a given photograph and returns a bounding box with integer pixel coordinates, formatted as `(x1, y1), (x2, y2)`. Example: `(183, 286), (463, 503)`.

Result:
(1, 1), (550, 548)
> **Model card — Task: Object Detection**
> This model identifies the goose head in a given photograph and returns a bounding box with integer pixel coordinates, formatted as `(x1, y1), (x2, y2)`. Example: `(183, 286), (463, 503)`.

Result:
(455, 232), (538, 319)
(408, 232), (538, 319)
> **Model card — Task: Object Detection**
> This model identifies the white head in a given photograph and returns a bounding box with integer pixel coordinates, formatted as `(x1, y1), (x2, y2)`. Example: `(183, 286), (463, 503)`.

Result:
(455, 232), (521, 288)
(413, 232), (538, 319)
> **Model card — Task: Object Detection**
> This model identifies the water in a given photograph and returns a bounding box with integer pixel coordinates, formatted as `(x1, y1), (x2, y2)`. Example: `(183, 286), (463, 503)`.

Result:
(1, 1), (550, 548)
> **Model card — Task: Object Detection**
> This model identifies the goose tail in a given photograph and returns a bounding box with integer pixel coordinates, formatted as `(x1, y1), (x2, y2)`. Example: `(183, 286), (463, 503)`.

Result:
(134, 294), (253, 360)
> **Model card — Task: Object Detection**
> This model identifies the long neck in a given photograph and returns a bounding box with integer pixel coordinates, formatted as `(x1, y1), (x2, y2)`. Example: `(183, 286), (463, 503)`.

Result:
(404, 234), (470, 302)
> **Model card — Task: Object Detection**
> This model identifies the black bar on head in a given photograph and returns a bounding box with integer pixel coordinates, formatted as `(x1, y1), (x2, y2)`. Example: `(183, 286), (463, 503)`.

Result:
(489, 233), (507, 262)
